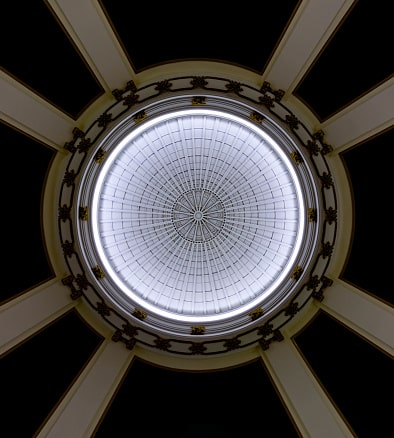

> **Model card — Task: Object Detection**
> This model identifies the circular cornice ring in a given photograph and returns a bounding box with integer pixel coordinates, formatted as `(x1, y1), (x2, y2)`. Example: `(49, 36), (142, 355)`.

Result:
(58, 76), (337, 356)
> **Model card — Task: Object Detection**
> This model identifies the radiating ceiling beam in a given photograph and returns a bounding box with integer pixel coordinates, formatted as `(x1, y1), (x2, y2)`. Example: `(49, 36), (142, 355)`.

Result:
(36, 340), (134, 438)
(264, 0), (354, 92)
(319, 279), (394, 355)
(261, 340), (354, 437)
(48, 0), (133, 91)
(0, 280), (74, 356)
(0, 72), (74, 149)
(322, 79), (394, 151)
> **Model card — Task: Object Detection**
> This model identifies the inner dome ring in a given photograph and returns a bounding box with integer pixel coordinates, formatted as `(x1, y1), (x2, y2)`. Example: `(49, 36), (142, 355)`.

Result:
(88, 107), (306, 323)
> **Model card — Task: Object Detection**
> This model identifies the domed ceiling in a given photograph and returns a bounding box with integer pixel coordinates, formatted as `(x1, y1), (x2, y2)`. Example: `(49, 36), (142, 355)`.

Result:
(0, 1), (393, 437)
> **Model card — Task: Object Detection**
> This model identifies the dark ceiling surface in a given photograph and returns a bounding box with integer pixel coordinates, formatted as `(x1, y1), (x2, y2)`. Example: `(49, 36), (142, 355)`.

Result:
(99, 0), (300, 74)
(0, 1), (393, 437)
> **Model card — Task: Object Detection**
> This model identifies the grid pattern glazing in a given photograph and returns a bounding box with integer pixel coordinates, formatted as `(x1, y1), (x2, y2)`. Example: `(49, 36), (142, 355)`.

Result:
(95, 112), (301, 317)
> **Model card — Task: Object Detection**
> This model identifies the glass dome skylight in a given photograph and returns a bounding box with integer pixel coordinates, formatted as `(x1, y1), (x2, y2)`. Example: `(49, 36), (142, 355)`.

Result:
(90, 109), (305, 323)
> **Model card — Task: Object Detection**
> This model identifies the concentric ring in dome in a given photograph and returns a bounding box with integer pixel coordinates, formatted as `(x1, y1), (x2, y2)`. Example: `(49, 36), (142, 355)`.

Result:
(91, 108), (306, 322)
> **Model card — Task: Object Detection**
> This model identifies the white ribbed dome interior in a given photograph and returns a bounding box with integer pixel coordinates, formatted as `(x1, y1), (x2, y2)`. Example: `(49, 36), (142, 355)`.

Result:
(91, 109), (305, 321)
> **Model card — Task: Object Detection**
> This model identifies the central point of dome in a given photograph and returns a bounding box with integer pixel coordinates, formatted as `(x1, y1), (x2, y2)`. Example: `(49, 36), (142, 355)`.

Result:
(172, 189), (225, 243)
(194, 211), (203, 220)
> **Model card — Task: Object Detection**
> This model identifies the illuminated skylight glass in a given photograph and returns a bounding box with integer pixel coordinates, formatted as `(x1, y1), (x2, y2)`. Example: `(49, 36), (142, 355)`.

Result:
(91, 109), (305, 322)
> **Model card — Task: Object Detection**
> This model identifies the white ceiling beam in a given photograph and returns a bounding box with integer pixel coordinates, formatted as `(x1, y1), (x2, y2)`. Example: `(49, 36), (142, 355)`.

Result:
(264, 0), (354, 92)
(322, 78), (394, 151)
(0, 72), (74, 149)
(0, 279), (75, 356)
(319, 279), (394, 355)
(37, 340), (134, 438)
(261, 340), (354, 437)
(48, 0), (134, 91)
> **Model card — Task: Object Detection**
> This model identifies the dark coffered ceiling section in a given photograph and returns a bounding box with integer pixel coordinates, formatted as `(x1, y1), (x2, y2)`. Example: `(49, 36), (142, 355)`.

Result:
(0, 310), (103, 437)
(99, 0), (300, 72)
(94, 358), (300, 437)
(294, 311), (393, 437)
(0, 120), (55, 302)
(0, 1), (103, 118)
(340, 126), (394, 305)
(0, 1), (392, 437)
(294, 0), (394, 120)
